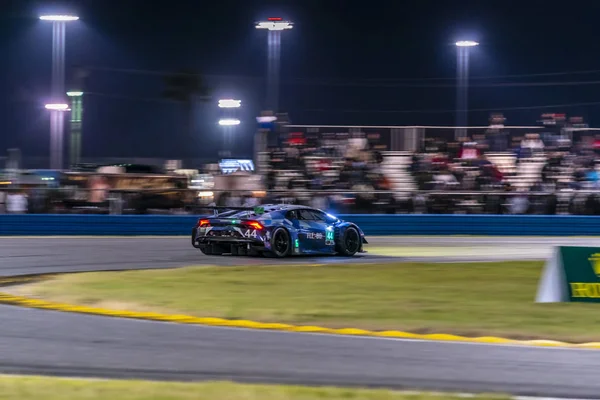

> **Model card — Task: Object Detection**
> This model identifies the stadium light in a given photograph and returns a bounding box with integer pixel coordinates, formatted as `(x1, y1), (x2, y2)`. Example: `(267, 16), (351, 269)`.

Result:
(255, 18), (293, 31)
(455, 40), (479, 47)
(256, 116), (277, 123)
(39, 15), (79, 21)
(45, 103), (69, 111)
(218, 118), (241, 126)
(218, 99), (241, 108)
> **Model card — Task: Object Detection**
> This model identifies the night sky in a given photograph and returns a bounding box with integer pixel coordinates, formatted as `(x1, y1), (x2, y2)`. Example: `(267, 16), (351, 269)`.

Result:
(3, 0), (600, 167)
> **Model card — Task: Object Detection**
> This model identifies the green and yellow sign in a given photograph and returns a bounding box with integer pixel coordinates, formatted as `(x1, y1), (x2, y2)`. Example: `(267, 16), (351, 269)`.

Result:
(537, 246), (600, 303)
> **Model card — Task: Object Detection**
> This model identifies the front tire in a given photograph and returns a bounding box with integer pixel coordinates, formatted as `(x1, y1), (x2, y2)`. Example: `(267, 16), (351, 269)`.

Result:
(337, 227), (360, 256)
(266, 228), (291, 258)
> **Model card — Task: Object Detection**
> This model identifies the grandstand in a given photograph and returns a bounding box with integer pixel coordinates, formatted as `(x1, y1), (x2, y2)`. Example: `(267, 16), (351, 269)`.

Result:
(257, 124), (600, 199)
(485, 153), (547, 189)
(380, 152), (417, 199)
(259, 148), (574, 195)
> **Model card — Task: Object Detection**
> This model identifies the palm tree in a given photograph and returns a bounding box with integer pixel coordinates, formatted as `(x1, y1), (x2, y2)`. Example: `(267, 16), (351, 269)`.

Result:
(163, 69), (211, 157)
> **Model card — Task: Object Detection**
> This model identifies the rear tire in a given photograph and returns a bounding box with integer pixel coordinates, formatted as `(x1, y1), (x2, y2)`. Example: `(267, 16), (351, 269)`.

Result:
(337, 227), (360, 257)
(266, 228), (291, 258)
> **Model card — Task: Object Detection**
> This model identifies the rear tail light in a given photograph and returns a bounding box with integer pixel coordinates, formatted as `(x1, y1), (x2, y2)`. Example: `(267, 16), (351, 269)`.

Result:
(198, 219), (210, 227)
(245, 221), (264, 230)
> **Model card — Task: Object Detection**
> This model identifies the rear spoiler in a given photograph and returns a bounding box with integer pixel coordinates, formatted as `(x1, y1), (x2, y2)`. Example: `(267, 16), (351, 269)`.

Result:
(194, 206), (266, 216)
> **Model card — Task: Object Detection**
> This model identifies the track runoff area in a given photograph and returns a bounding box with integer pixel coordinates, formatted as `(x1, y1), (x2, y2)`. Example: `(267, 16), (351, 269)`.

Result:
(3, 236), (600, 399)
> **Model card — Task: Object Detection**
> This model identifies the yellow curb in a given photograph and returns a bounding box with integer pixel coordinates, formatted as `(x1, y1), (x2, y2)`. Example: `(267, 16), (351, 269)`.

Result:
(0, 290), (597, 349)
(0, 275), (55, 286)
(1, 273), (599, 350)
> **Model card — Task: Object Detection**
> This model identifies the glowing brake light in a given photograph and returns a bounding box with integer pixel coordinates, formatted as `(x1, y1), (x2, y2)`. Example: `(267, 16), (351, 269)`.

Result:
(246, 221), (264, 230)
(198, 219), (210, 227)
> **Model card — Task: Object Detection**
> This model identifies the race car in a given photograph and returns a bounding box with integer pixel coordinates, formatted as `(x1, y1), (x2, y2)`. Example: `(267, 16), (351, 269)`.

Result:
(191, 204), (368, 257)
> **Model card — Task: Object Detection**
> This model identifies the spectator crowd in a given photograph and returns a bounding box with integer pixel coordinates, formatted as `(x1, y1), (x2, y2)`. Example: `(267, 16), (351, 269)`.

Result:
(5, 112), (600, 215)
(257, 112), (600, 214)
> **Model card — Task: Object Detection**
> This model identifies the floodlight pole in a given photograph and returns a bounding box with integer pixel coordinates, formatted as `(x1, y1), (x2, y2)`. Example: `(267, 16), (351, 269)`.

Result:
(256, 18), (292, 112)
(218, 99), (241, 153)
(41, 15), (78, 169)
(268, 29), (281, 113)
(67, 91), (83, 166)
(51, 20), (66, 169)
(455, 40), (478, 140)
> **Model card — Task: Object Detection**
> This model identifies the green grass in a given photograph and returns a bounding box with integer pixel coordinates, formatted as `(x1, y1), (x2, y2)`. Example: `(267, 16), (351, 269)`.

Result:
(18, 261), (600, 342)
(0, 376), (511, 400)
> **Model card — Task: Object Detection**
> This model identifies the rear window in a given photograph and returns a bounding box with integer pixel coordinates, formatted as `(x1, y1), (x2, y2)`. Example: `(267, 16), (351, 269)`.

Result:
(222, 210), (267, 219)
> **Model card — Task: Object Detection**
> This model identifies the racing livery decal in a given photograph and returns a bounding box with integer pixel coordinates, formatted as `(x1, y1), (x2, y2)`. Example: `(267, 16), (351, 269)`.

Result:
(191, 204), (368, 258)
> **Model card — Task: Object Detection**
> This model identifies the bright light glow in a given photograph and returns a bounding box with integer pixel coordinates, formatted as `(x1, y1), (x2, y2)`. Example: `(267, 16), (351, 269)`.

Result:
(256, 20), (293, 31)
(256, 116), (277, 123)
(455, 40), (479, 47)
(218, 118), (241, 126)
(218, 99), (241, 108)
(67, 91), (83, 97)
(39, 15), (79, 21)
(45, 103), (69, 111)
(197, 191), (214, 198)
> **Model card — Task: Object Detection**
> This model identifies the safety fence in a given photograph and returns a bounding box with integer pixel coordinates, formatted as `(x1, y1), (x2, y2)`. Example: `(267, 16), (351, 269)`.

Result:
(2, 214), (600, 236)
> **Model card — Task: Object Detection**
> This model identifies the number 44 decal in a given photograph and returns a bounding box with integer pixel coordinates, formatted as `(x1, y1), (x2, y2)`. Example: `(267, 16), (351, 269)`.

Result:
(243, 229), (257, 238)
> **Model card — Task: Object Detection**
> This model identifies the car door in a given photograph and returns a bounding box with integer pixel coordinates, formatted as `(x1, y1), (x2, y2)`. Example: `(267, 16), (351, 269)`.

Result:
(309, 210), (337, 251)
(298, 209), (329, 252)
(284, 210), (309, 254)
(289, 209), (314, 252)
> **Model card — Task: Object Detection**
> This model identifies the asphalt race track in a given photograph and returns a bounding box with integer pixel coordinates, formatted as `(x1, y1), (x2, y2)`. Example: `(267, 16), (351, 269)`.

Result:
(3, 236), (599, 276)
(0, 237), (396, 276)
(2, 236), (600, 397)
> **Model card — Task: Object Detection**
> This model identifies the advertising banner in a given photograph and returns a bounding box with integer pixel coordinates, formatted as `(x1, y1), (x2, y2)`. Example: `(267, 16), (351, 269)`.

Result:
(536, 246), (600, 303)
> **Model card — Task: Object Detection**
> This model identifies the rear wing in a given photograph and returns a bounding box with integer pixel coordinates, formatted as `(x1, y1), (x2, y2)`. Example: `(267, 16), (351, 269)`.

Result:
(194, 206), (266, 217)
